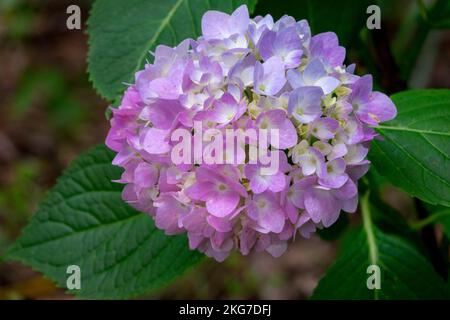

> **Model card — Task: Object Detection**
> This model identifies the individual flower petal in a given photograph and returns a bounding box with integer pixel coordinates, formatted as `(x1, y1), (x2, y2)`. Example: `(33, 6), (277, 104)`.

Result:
(206, 190), (240, 217)
(228, 54), (256, 87)
(344, 144), (369, 165)
(296, 213), (317, 238)
(287, 86), (324, 123)
(259, 26), (303, 68)
(207, 215), (233, 232)
(288, 59), (339, 94)
(154, 194), (188, 235)
(256, 109), (298, 148)
(318, 158), (349, 189)
(201, 5), (249, 40)
(298, 147), (326, 177)
(304, 187), (341, 227)
(142, 128), (171, 154)
(247, 192), (286, 233)
(245, 164), (287, 194)
(328, 143), (348, 161)
(140, 99), (183, 130)
(356, 92), (397, 125)
(310, 32), (346, 67)
(208, 93), (241, 125)
(134, 162), (158, 188)
(254, 56), (286, 96)
(309, 117), (339, 140)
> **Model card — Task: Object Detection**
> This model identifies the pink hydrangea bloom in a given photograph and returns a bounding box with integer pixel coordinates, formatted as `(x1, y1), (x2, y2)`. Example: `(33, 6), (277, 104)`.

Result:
(106, 5), (397, 261)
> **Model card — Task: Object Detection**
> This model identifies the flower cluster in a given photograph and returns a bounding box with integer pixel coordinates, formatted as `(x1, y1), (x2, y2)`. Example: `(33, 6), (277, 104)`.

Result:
(106, 5), (396, 261)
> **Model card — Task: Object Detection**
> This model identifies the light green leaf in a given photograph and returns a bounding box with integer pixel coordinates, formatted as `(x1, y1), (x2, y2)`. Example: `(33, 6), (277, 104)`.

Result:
(370, 89), (450, 207)
(7, 145), (203, 299)
(87, 0), (257, 101)
(312, 193), (448, 299)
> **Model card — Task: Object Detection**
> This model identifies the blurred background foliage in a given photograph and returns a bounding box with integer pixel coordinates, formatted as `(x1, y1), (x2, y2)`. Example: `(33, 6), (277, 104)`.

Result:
(0, 0), (449, 299)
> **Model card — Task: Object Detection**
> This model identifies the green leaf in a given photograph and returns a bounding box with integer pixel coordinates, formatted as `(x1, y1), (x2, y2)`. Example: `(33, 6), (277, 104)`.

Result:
(312, 193), (448, 299)
(254, 0), (371, 47)
(6, 145), (203, 299)
(370, 89), (450, 207)
(433, 18), (450, 29)
(428, 210), (450, 239)
(87, 0), (257, 102)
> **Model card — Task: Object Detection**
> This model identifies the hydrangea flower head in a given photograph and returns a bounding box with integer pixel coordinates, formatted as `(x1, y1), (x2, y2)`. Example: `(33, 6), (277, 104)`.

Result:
(106, 5), (397, 261)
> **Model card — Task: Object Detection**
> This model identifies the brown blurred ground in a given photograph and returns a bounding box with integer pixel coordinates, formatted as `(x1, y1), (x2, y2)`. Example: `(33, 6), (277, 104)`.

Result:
(0, 0), (449, 300)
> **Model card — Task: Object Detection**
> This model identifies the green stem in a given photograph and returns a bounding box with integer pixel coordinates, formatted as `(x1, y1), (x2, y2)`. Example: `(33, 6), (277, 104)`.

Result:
(361, 191), (378, 265)
(410, 209), (450, 230)
(361, 191), (379, 300)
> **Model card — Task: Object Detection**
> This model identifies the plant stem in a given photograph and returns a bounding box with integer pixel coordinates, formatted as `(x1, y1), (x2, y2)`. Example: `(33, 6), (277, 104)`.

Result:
(361, 191), (378, 265)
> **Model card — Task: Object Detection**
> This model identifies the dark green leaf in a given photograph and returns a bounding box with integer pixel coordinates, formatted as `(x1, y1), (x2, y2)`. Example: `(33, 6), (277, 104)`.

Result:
(370, 199), (417, 243)
(312, 193), (448, 299)
(7, 145), (203, 299)
(370, 89), (450, 207)
(87, 0), (257, 101)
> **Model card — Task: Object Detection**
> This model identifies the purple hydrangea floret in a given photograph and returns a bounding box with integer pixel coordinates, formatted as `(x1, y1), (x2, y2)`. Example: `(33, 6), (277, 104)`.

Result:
(106, 5), (397, 261)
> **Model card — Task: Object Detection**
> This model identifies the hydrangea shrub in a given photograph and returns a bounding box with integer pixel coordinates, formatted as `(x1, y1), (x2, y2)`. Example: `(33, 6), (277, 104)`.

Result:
(7, 0), (450, 299)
